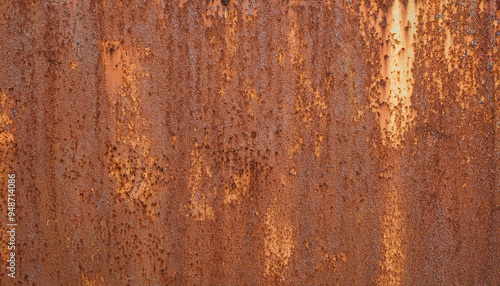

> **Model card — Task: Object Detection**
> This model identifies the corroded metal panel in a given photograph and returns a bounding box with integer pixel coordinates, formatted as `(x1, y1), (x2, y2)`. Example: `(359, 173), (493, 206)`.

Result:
(0, 0), (499, 285)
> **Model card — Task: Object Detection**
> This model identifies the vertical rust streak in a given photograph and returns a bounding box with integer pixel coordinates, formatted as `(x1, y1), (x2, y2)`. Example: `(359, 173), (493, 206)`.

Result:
(359, 0), (418, 284)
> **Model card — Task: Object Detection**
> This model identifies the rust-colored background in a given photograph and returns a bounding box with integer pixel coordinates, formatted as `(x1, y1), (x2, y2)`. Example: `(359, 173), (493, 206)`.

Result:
(1, 0), (500, 285)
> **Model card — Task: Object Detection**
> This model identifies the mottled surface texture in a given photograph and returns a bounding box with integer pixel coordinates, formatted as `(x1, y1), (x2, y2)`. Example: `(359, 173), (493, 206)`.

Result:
(0, 0), (499, 285)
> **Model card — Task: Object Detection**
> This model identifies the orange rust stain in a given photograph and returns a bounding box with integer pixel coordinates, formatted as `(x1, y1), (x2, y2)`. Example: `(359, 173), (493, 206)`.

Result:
(326, 0), (334, 12)
(101, 41), (161, 204)
(287, 9), (302, 66)
(314, 131), (324, 158)
(80, 268), (105, 286)
(245, 87), (262, 117)
(203, 2), (225, 27)
(315, 251), (347, 272)
(223, 165), (250, 204)
(186, 143), (215, 221)
(223, 11), (239, 54)
(288, 134), (303, 159)
(264, 207), (294, 281)
(70, 60), (78, 70)
(361, 0), (418, 148)
(277, 47), (286, 66)
(0, 92), (13, 172)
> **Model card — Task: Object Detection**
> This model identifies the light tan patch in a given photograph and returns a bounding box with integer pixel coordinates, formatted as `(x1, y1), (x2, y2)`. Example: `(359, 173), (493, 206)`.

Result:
(264, 208), (294, 281)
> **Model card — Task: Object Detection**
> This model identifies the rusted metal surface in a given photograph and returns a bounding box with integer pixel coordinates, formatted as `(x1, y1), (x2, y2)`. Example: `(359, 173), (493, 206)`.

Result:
(0, 0), (499, 285)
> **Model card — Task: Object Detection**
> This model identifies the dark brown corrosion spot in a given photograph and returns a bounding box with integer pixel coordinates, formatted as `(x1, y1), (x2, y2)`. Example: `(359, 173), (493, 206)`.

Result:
(222, 0), (229, 5)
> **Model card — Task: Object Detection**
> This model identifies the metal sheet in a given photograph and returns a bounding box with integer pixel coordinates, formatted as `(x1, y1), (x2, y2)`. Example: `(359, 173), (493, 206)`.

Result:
(0, 0), (499, 284)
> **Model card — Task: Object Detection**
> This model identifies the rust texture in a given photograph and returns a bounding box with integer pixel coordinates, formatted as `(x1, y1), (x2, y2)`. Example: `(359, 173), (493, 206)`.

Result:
(0, 0), (499, 285)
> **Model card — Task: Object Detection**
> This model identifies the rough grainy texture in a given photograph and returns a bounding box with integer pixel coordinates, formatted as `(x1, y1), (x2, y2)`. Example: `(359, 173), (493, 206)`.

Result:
(0, 0), (499, 285)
